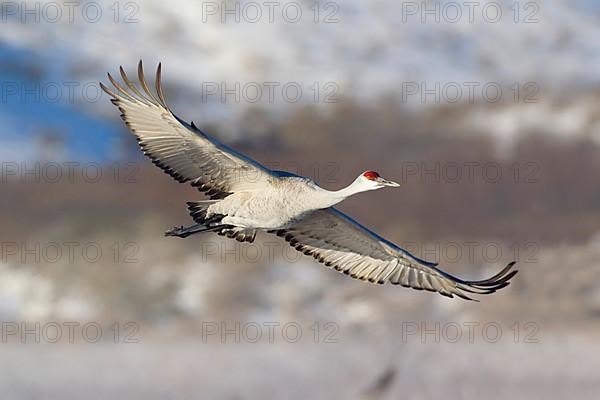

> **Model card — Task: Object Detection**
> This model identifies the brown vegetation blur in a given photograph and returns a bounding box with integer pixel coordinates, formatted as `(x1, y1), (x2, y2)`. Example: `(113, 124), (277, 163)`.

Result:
(2, 97), (600, 328)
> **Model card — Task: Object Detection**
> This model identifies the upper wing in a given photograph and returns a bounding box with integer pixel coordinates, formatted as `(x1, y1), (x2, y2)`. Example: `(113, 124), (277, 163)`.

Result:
(100, 61), (274, 199)
(272, 208), (517, 300)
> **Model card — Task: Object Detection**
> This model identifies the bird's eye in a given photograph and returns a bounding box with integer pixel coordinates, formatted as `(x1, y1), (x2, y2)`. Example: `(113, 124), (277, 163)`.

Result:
(363, 171), (380, 180)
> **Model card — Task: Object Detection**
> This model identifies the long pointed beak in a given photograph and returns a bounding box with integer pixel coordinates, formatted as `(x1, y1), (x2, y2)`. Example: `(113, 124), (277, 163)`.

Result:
(380, 178), (400, 187)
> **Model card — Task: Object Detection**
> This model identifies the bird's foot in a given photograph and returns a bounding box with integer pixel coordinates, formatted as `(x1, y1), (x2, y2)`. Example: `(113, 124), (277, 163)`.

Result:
(165, 225), (188, 238)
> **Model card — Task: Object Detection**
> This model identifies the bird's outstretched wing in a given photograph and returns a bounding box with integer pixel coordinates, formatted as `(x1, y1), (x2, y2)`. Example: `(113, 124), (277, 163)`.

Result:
(272, 208), (517, 300)
(100, 61), (274, 199)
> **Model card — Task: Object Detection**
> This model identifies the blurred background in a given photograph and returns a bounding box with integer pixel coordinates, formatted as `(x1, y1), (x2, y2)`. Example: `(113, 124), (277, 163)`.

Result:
(1, 0), (600, 398)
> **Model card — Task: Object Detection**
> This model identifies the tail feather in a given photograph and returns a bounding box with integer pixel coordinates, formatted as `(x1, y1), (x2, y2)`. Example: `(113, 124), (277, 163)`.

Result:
(184, 201), (257, 243)
(187, 201), (222, 224)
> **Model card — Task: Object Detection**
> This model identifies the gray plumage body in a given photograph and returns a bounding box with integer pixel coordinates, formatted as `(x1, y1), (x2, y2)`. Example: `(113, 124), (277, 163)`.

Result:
(210, 175), (337, 229)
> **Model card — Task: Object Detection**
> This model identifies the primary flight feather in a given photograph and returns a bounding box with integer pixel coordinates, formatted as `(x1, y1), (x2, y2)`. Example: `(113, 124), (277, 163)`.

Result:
(100, 61), (517, 301)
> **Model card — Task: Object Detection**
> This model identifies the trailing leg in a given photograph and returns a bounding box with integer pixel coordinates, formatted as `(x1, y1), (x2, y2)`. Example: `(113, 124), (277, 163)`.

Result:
(164, 223), (232, 238)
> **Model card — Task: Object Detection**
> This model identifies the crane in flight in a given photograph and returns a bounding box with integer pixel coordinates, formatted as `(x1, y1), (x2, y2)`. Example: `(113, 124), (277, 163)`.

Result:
(100, 61), (517, 301)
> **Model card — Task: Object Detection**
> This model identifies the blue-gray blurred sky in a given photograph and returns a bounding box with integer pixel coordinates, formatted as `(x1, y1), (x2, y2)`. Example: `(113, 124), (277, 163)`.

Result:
(2, 0), (600, 161)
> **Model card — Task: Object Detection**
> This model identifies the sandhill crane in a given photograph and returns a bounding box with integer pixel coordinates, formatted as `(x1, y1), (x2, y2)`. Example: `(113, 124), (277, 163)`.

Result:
(100, 61), (517, 301)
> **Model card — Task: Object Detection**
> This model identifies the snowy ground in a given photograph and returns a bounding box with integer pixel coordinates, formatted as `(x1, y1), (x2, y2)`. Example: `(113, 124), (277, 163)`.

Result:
(0, 329), (597, 400)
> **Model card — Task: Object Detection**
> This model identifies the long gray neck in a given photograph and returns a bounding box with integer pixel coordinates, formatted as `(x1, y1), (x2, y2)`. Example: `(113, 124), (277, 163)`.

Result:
(315, 178), (369, 209)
